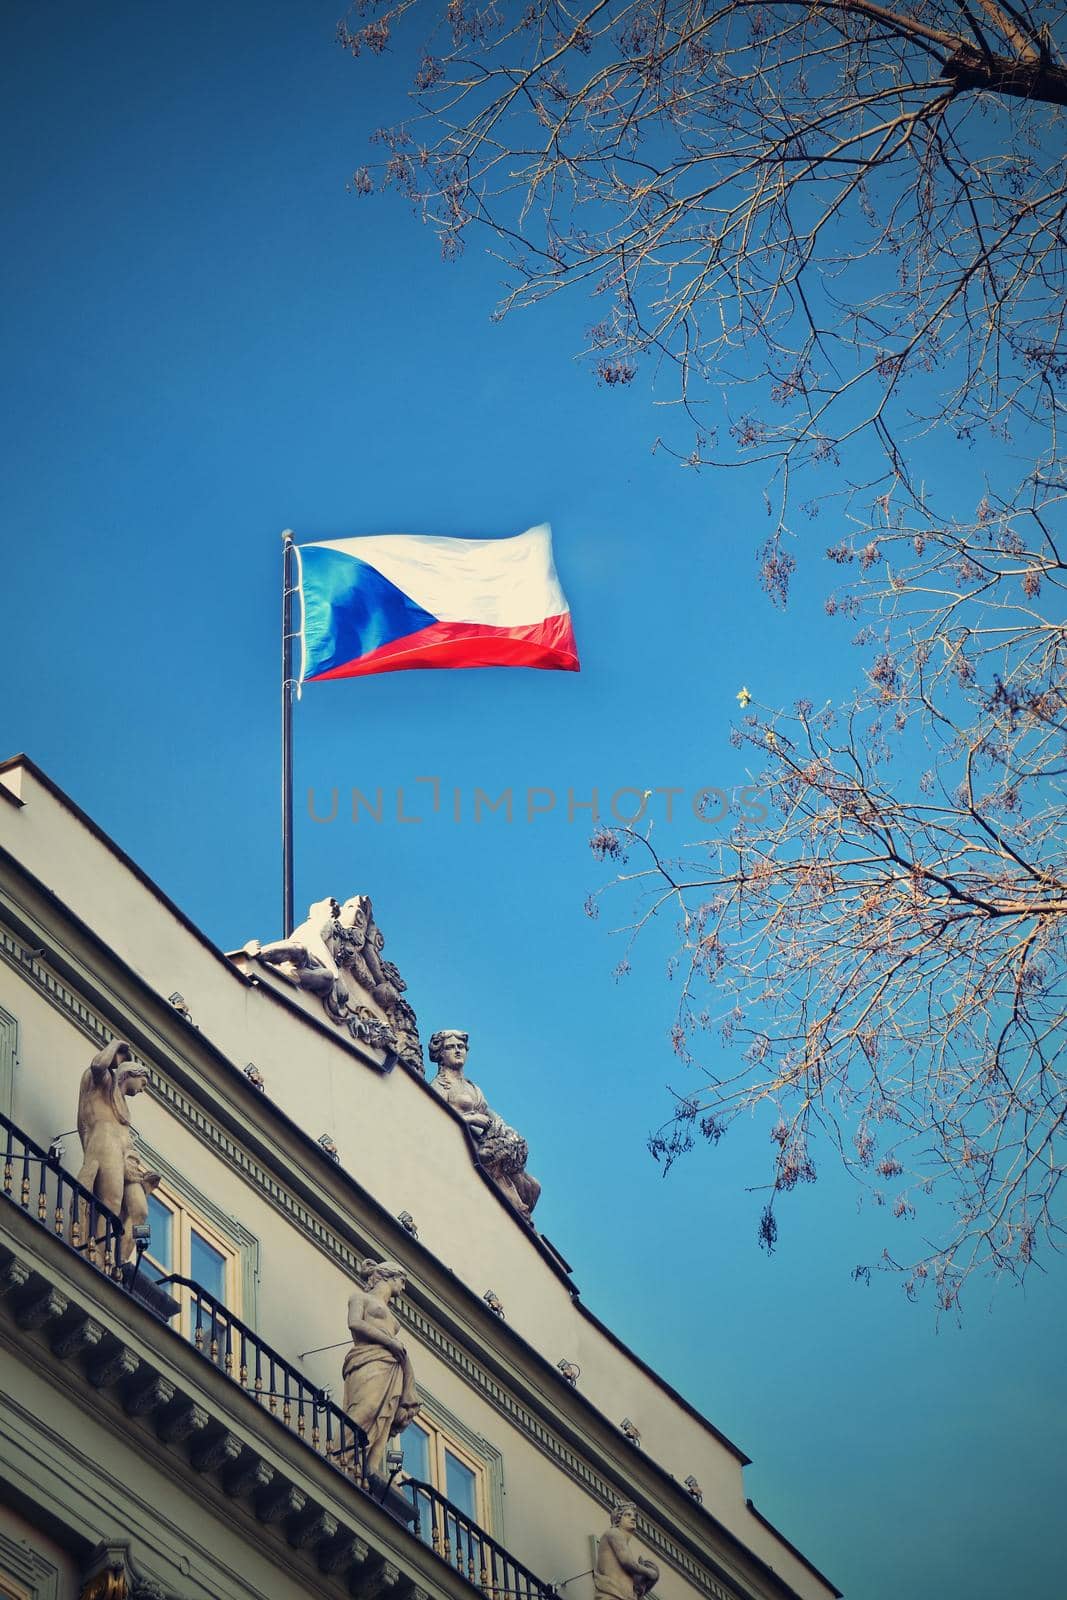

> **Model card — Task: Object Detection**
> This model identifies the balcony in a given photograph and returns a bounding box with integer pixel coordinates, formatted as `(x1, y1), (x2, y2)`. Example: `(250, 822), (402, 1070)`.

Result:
(0, 1110), (556, 1600)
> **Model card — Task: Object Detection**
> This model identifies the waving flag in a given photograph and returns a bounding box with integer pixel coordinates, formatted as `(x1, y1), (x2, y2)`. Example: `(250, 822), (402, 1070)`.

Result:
(295, 523), (579, 682)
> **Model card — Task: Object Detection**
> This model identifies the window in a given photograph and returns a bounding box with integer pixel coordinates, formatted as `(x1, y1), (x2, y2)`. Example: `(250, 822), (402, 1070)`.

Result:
(399, 1414), (494, 1531)
(130, 1137), (259, 1339)
(0, 1004), (19, 1119)
(143, 1182), (242, 1339)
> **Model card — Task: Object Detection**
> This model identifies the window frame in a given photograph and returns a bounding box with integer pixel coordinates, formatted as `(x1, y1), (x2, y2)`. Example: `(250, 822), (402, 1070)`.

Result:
(130, 1135), (259, 1327)
(143, 1179), (242, 1339)
(401, 1393), (504, 1538)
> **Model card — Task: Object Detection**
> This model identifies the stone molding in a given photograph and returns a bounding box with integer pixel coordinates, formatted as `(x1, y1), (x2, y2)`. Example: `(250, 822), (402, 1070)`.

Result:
(411, 1383), (506, 1537)
(0, 1529), (60, 1600)
(0, 901), (803, 1600)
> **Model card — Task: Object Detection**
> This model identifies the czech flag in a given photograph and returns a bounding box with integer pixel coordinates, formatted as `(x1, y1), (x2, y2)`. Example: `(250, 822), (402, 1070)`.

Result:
(295, 524), (580, 682)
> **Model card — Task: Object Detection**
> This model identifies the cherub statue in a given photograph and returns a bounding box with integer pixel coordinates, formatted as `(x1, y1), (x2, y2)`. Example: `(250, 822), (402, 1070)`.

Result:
(119, 1151), (161, 1265)
(595, 1504), (660, 1600)
(429, 1031), (541, 1220)
(342, 1258), (420, 1482)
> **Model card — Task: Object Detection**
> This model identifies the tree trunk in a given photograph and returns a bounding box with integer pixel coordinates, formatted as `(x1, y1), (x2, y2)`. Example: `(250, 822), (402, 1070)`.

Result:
(942, 46), (1067, 106)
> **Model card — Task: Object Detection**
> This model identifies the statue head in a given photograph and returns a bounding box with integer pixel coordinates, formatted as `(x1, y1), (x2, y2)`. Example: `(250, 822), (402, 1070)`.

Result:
(91, 1040), (132, 1075)
(610, 1503), (638, 1530)
(338, 896), (369, 943)
(429, 1030), (469, 1070)
(307, 896), (340, 923)
(86, 1041), (147, 1121)
(357, 1257), (407, 1293)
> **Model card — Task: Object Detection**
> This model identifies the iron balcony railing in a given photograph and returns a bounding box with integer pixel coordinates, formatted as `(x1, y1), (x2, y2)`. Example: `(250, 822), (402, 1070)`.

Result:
(407, 1479), (557, 1600)
(156, 1274), (369, 1482)
(0, 1109), (557, 1600)
(1, 1108), (124, 1274)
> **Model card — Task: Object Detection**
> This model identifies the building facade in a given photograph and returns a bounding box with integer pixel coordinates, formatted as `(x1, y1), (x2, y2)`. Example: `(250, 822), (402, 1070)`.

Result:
(0, 755), (839, 1600)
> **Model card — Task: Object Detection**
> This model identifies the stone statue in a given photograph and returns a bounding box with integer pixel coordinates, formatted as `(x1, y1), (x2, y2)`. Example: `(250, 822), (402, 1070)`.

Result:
(595, 1504), (660, 1600)
(76, 1042), (150, 1220)
(119, 1152), (161, 1265)
(249, 896), (347, 1002)
(243, 895), (424, 1073)
(342, 1257), (419, 1483)
(429, 1031), (541, 1220)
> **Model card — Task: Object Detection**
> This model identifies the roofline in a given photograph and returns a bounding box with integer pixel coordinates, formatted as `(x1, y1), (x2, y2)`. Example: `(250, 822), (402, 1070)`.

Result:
(746, 1502), (843, 1598)
(0, 753), (249, 980)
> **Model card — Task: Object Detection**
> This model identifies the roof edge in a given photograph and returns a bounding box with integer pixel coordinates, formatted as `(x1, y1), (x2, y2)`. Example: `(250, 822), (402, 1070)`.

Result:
(746, 1501), (843, 1598)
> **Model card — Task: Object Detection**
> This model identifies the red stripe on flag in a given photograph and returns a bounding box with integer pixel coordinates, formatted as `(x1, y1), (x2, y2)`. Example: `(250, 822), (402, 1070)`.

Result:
(306, 613), (580, 680)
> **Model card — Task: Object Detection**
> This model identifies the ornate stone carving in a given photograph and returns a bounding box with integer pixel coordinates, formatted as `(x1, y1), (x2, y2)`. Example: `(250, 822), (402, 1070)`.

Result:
(190, 1428), (243, 1474)
(79, 1542), (175, 1600)
(244, 897), (423, 1072)
(342, 1258), (419, 1484)
(51, 1313), (105, 1361)
(76, 1042), (150, 1220)
(595, 1504), (660, 1600)
(157, 1401), (210, 1447)
(224, 1450), (274, 1499)
(16, 1286), (68, 1331)
(123, 1374), (176, 1418)
(256, 1482), (307, 1525)
(429, 1032), (541, 1220)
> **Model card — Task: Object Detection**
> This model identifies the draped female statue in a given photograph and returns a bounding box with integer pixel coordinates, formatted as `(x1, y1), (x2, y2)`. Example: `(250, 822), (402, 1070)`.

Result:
(429, 1030), (541, 1220)
(342, 1258), (419, 1482)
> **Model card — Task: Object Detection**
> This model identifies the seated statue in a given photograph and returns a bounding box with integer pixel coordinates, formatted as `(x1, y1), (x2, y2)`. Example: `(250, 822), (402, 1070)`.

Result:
(429, 1031), (541, 1220)
(595, 1504), (659, 1600)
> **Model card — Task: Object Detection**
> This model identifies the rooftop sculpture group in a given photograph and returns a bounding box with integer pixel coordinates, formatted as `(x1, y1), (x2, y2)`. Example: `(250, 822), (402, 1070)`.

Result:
(242, 894), (542, 1223)
(245, 895), (423, 1074)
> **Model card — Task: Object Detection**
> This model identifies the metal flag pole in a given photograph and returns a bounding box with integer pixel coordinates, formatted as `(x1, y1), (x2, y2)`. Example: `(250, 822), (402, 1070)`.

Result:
(281, 529), (296, 937)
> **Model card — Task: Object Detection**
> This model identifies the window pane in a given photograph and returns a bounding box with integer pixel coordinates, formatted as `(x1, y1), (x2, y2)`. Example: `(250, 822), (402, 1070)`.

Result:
(146, 1194), (172, 1269)
(445, 1449), (478, 1520)
(190, 1228), (227, 1302)
(399, 1421), (431, 1483)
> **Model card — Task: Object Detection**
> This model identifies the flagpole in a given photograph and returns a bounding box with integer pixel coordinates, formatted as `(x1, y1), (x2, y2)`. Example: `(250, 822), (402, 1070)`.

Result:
(281, 529), (295, 937)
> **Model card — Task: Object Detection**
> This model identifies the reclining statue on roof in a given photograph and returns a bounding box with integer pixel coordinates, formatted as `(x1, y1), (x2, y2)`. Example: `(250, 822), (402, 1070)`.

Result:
(243, 896), (424, 1072)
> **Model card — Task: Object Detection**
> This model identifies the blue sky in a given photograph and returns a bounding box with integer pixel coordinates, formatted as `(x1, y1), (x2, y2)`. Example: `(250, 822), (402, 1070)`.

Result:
(2, 5), (1064, 1597)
